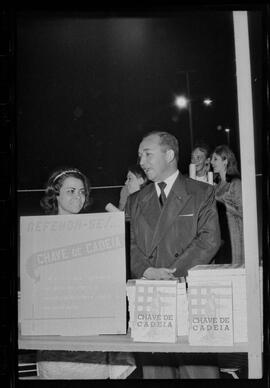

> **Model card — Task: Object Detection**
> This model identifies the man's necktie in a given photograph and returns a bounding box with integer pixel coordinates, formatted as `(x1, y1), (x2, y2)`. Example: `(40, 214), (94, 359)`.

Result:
(158, 181), (167, 207)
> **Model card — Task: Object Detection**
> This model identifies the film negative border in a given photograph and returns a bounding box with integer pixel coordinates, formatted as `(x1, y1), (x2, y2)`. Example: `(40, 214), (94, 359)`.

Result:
(0, 7), (18, 387)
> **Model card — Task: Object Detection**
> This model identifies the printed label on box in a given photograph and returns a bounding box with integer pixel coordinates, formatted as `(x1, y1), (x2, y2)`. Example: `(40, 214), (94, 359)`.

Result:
(132, 280), (177, 343)
(188, 281), (233, 346)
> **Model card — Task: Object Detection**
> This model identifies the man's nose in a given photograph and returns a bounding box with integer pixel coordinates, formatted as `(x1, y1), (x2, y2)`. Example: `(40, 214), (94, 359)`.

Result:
(139, 156), (144, 166)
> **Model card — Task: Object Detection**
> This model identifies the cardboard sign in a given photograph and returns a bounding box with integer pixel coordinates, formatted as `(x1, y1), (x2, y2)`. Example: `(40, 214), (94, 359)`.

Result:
(20, 212), (127, 336)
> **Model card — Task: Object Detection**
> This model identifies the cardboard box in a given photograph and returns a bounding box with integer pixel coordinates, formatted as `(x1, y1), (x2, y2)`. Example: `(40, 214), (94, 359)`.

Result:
(187, 279), (233, 346)
(127, 280), (178, 343)
(187, 264), (263, 343)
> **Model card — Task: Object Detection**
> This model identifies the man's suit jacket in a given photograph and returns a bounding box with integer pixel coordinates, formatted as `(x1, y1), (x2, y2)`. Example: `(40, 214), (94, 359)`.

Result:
(125, 173), (221, 279)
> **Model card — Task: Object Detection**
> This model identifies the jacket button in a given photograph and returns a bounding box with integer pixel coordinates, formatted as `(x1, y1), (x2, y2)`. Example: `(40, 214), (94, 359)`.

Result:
(175, 253), (179, 257)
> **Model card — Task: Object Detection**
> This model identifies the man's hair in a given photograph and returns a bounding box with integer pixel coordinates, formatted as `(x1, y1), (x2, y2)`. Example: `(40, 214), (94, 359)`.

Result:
(143, 131), (179, 162)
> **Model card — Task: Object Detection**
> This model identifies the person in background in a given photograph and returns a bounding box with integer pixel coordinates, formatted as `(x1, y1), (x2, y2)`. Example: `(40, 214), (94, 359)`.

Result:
(190, 143), (212, 184)
(38, 167), (136, 379)
(125, 131), (221, 379)
(118, 164), (149, 211)
(105, 164), (149, 281)
(211, 145), (244, 265)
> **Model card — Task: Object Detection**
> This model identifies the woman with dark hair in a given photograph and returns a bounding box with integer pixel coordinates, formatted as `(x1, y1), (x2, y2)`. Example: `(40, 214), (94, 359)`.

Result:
(37, 167), (136, 379)
(211, 145), (244, 265)
(40, 167), (91, 215)
(118, 164), (149, 211)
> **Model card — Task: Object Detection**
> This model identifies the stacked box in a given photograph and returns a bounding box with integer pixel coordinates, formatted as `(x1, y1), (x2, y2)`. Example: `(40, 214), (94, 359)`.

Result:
(187, 264), (263, 344)
(132, 279), (178, 343)
(126, 278), (188, 342)
(187, 279), (233, 346)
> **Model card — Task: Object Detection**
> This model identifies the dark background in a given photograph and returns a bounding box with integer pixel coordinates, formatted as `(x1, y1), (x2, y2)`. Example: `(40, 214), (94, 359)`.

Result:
(15, 10), (263, 257)
(17, 11), (261, 189)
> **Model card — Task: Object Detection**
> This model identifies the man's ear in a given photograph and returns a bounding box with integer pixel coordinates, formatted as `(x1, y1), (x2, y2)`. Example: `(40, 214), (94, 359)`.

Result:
(166, 149), (175, 163)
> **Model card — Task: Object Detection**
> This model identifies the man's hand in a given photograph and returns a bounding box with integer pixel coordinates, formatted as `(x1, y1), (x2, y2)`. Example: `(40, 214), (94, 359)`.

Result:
(143, 267), (177, 280)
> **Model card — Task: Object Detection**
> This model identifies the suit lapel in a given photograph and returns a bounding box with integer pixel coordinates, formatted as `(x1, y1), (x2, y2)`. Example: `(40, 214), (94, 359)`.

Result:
(150, 175), (192, 252)
(139, 184), (161, 231)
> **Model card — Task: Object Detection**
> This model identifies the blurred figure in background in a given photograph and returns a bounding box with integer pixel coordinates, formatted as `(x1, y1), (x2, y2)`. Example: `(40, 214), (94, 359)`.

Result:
(211, 145), (244, 265)
(118, 164), (149, 211)
(189, 143), (213, 184)
(105, 164), (148, 213)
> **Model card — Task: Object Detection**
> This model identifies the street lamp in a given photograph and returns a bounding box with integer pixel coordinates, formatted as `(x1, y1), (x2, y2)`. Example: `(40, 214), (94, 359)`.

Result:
(225, 128), (231, 146)
(175, 71), (213, 152)
(174, 91), (213, 152)
(174, 70), (195, 152)
(185, 71), (194, 151)
(174, 95), (189, 109)
(203, 98), (213, 106)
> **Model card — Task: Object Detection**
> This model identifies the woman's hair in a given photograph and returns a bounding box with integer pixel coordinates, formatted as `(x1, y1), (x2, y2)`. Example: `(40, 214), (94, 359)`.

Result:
(213, 145), (241, 182)
(192, 142), (211, 158)
(40, 167), (91, 214)
(128, 164), (149, 189)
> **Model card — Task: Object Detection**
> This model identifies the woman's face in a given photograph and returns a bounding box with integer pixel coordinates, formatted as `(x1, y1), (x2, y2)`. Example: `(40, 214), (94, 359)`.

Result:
(191, 148), (208, 174)
(125, 171), (144, 194)
(57, 176), (86, 215)
(211, 153), (227, 175)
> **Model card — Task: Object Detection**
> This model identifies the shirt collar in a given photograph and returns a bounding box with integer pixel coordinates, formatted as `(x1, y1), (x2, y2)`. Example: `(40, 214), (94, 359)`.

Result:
(155, 170), (179, 197)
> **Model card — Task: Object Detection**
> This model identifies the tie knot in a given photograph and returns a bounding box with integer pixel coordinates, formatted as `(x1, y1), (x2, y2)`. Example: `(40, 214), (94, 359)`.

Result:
(158, 181), (167, 191)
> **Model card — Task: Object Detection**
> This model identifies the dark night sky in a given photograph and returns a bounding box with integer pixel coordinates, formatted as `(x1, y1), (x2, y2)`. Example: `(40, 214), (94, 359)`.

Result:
(16, 11), (262, 189)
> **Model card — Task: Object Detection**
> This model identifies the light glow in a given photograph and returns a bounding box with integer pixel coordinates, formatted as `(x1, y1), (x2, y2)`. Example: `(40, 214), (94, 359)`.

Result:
(174, 95), (188, 109)
(203, 98), (213, 106)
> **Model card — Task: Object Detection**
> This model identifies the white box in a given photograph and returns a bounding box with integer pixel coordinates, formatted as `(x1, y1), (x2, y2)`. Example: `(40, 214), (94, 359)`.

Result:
(131, 280), (178, 343)
(187, 280), (234, 346)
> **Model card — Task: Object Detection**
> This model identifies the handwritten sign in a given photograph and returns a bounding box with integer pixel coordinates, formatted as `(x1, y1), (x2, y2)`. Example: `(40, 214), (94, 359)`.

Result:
(20, 212), (127, 336)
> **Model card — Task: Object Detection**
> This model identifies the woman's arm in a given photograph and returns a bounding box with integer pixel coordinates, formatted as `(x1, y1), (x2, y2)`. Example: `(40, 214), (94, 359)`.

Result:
(223, 179), (243, 217)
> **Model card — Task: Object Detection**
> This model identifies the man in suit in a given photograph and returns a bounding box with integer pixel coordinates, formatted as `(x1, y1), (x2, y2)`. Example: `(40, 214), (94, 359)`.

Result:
(126, 131), (221, 378)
